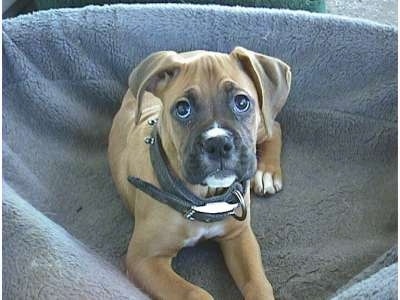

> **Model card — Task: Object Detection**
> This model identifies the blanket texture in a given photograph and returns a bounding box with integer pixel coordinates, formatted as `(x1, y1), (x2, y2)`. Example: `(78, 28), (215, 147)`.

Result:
(35, 0), (326, 12)
(3, 4), (397, 299)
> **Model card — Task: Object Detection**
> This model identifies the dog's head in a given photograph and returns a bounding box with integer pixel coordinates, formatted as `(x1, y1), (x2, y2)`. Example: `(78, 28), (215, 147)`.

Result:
(129, 47), (291, 188)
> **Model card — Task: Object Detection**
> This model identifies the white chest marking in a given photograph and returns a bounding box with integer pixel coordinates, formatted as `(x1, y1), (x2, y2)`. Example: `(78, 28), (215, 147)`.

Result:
(183, 224), (225, 247)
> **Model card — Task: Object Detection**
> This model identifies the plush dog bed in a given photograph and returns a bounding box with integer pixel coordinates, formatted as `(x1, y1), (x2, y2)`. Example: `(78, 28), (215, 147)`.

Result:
(3, 4), (397, 299)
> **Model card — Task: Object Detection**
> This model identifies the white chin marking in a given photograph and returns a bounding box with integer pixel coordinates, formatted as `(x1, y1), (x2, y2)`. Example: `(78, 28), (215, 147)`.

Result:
(202, 127), (229, 140)
(205, 175), (237, 188)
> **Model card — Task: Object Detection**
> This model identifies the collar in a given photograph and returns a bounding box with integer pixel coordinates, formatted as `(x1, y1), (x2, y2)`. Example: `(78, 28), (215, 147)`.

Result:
(127, 127), (247, 223)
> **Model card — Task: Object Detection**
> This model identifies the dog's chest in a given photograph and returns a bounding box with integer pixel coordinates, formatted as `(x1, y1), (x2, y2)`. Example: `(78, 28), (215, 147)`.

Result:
(183, 224), (225, 247)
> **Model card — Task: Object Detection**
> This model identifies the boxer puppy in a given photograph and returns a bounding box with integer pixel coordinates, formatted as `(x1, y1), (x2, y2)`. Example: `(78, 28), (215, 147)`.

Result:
(108, 47), (291, 300)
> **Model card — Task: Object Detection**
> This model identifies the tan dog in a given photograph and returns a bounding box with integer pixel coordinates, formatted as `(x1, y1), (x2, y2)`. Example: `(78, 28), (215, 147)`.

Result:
(108, 47), (291, 300)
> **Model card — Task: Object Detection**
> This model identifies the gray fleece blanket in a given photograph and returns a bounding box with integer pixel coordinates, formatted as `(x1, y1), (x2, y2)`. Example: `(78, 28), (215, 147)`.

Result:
(3, 4), (397, 300)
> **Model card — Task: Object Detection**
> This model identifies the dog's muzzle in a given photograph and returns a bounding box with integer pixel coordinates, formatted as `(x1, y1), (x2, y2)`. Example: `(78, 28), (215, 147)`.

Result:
(182, 125), (255, 187)
(201, 131), (238, 187)
(202, 131), (234, 160)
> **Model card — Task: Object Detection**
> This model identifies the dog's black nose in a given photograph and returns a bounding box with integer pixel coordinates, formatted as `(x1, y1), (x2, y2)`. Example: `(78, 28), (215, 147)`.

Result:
(202, 135), (234, 160)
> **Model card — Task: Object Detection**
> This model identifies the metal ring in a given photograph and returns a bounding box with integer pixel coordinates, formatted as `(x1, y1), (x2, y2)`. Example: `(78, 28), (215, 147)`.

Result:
(232, 190), (247, 221)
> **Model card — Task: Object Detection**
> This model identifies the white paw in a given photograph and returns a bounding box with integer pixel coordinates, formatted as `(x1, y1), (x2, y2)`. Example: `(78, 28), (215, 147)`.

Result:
(252, 170), (282, 196)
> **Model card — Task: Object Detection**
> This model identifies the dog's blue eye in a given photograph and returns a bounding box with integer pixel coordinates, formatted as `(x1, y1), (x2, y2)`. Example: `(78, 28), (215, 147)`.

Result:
(233, 94), (250, 113)
(175, 100), (191, 119)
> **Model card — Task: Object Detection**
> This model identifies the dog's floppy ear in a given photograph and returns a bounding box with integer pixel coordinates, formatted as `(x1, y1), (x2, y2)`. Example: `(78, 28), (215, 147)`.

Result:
(231, 47), (292, 139)
(129, 51), (182, 124)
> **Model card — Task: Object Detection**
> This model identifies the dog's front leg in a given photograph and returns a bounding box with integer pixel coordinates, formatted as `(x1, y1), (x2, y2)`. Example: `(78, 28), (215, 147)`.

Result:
(219, 225), (274, 300)
(252, 121), (283, 196)
(126, 228), (213, 300)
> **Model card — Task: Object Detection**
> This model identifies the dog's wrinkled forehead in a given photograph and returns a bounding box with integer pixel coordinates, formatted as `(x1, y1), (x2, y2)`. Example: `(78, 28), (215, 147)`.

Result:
(163, 51), (257, 101)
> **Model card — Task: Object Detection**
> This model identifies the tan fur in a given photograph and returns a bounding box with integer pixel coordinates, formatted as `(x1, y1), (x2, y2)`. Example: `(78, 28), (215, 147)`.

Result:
(108, 47), (291, 299)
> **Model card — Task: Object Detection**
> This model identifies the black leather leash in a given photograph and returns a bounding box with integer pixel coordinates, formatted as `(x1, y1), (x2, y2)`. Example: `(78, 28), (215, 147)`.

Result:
(127, 126), (247, 223)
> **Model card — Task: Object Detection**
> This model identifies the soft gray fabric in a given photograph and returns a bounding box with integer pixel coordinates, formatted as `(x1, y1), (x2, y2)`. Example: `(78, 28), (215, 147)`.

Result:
(331, 263), (398, 300)
(2, 182), (148, 299)
(333, 246), (397, 297)
(3, 4), (397, 300)
(331, 247), (398, 299)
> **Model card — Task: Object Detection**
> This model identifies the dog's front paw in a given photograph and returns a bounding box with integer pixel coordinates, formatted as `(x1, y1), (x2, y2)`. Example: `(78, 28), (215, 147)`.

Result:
(251, 169), (282, 196)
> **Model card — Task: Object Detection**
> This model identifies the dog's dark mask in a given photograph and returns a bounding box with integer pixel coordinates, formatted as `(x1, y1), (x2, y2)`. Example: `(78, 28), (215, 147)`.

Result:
(175, 86), (258, 186)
